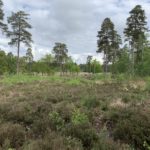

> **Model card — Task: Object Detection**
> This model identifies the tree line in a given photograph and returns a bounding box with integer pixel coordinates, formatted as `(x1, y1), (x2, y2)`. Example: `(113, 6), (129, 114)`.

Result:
(97, 5), (150, 76)
(0, 1), (150, 76)
(0, 0), (102, 75)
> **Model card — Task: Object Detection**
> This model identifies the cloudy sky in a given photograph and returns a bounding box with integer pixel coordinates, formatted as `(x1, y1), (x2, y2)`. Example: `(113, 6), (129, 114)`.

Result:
(1, 0), (150, 63)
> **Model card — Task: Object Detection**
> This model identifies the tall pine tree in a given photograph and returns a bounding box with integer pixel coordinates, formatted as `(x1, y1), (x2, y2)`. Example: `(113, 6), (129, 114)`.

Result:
(0, 0), (7, 33)
(7, 11), (33, 74)
(52, 43), (68, 75)
(124, 5), (148, 74)
(97, 18), (121, 73)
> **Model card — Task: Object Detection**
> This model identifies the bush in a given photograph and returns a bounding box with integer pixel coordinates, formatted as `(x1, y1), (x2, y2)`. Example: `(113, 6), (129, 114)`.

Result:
(0, 123), (25, 149)
(115, 73), (129, 83)
(22, 131), (83, 150)
(144, 141), (150, 150)
(0, 101), (52, 126)
(136, 47), (150, 76)
(31, 118), (51, 137)
(71, 110), (89, 125)
(92, 129), (132, 150)
(107, 107), (150, 150)
(55, 102), (75, 123)
(67, 78), (81, 86)
(49, 111), (64, 131)
(82, 96), (100, 109)
(65, 124), (98, 150)
(145, 78), (150, 91)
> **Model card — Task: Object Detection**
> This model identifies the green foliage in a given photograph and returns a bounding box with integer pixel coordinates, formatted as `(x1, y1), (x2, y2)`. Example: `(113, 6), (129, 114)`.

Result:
(82, 96), (100, 109)
(6, 52), (16, 74)
(0, 74), (52, 85)
(113, 47), (130, 74)
(136, 47), (150, 76)
(71, 110), (89, 125)
(91, 59), (102, 73)
(145, 77), (150, 91)
(86, 55), (93, 73)
(0, 50), (7, 75)
(115, 74), (130, 83)
(144, 141), (150, 150)
(91, 73), (112, 81)
(69, 64), (80, 74)
(86, 58), (102, 74)
(39, 54), (57, 74)
(65, 56), (80, 74)
(49, 111), (64, 130)
(0, 51), (16, 75)
(32, 61), (55, 75)
(67, 78), (81, 86)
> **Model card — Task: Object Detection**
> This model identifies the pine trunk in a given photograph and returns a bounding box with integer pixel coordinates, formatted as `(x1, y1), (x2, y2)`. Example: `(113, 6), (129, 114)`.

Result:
(17, 41), (20, 75)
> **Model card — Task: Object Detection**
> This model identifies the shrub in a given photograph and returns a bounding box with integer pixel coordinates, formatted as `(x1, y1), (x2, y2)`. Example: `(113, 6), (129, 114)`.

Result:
(71, 110), (89, 125)
(0, 123), (25, 149)
(82, 96), (100, 109)
(145, 78), (150, 91)
(49, 111), (64, 131)
(32, 118), (51, 137)
(22, 131), (83, 150)
(0, 101), (52, 126)
(121, 94), (131, 103)
(65, 124), (98, 150)
(55, 102), (75, 123)
(92, 129), (132, 150)
(67, 79), (81, 86)
(144, 141), (150, 150)
(107, 107), (150, 150)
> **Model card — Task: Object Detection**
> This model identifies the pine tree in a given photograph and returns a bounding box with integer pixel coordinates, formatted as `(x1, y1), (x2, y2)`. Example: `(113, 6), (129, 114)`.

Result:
(97, 18), (121, 73)
(0, 0), (7, 33)
(86, 55), (93, 73)
(26, 47), (33, 72)
(52, 43), (68, 75)
(111, 30), (122, 64)
(124, 5), (148, 74)
(7, 11), (33, 74)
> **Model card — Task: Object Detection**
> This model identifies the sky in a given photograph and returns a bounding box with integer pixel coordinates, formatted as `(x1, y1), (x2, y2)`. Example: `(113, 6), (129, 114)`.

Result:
(0, 0), (150, 64)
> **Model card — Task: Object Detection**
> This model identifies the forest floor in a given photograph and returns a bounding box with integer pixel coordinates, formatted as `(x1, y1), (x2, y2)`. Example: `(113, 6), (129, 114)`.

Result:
(0, 74), (150, 150)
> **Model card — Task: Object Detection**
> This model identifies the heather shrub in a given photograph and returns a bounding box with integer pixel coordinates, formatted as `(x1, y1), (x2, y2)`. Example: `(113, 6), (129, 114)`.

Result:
(49, 111), (64, 131)
(0, 123), (25, 149)
(107, 107), (150, 150)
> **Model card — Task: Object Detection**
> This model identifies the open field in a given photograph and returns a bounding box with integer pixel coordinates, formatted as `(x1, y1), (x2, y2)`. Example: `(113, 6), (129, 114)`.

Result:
(0, 74), (150, 150)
